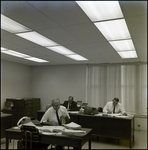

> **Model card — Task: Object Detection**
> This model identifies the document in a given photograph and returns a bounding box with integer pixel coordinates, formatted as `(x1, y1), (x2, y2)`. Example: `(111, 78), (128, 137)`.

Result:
(62, 128), (86, 137)
(114, 115), (129, 118)
(36, 125), (65, 133)
(108, 113), (122, 117)
(63, 122), (81, 129)
(68, 111), (79, 114)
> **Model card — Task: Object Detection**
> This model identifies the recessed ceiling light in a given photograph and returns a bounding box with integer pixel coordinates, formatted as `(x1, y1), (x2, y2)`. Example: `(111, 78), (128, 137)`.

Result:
(94, 19), (131, 41)
(109, 39), (135, 51)
(24, 57), (49, 63)
(76, 1), (123, 22)
(1, 50), (31, 58)
(118, 51), (138, 58)
(1, 47), (8, 51)
(66, 54), (88, 61)
(1, 14), (31, 33)
(46, 46), (76, 55)
(16, 31), (59, 47)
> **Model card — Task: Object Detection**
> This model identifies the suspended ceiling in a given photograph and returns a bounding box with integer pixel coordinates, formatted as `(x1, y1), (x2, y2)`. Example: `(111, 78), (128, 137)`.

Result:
(1, 1), (147, 66)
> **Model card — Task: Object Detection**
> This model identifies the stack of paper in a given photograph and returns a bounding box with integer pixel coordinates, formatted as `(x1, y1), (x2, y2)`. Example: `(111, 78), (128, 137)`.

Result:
(36, 126), (65, 133)
(62, 128), (86, 137)
(108, 113), (122, 117)
(63, 122), (81, 130)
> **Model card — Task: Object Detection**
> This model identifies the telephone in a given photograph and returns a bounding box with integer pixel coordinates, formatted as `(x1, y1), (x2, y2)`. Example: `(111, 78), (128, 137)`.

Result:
(17, 116), (31, 127)
(17, 116), (41, 127)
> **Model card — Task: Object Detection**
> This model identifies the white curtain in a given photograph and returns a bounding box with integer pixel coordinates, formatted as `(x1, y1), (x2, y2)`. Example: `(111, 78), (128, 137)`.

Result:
(86, 66), (107, 107)
(86, 64), (147, 115)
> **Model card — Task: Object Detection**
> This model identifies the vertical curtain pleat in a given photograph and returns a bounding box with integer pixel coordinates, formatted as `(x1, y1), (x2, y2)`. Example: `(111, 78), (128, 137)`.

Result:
(86, 64), (147, 114)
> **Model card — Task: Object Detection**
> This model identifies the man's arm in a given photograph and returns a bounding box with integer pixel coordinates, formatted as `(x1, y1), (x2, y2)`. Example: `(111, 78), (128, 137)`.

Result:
(103, 103), (109, 113)
(120, 104), (127, 116)
(65, 116), (71, 124)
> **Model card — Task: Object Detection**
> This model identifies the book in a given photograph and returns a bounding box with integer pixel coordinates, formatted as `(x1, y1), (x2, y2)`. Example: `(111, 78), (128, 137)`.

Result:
(63, 122), (81, 130)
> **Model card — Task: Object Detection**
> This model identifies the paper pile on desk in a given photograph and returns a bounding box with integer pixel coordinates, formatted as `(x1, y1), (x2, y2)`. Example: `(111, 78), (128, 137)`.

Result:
(62, 128), (86, 137)
(63, 122), (81, 130)
(36, 126), (65, 133)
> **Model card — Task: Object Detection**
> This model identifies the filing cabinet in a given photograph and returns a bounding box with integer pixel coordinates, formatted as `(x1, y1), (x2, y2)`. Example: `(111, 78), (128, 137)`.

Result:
(2, 98), (40, 126)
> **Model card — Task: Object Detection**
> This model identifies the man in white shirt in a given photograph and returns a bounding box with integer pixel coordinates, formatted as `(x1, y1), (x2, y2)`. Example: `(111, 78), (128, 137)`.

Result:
(41, 98), (71, 125)
(103, 98), (127, 116)
(40, 98), (71, 150)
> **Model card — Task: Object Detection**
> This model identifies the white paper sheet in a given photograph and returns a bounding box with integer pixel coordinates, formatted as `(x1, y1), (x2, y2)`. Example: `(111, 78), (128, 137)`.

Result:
(68, 111), (79, 114)
(36, 125), (65, 132)
(63, 122), (81, 129)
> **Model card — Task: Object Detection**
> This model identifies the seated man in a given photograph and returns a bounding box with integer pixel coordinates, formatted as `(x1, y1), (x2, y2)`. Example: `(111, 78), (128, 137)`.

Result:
(41, 98), (71, 125)
(103, 97), (127, 116)
(63, 96), (78, 111)
(40, 98), (71, 149)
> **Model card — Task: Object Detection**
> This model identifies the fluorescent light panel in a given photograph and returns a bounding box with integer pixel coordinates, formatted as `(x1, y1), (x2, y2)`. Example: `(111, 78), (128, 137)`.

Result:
(1, 47), (8, 51)
(46, 46), (76, 55)
(1, 47), (49, 63)
(94, 19), (131, 41)
(1, 15), (88, 62)
(1, 14), (31, 33)
(66, 54), (88, 61)
(16, 31), (59, 47)
(118, 51), (138, 58)
(24, 57), (49, 63)
(1, 50), (31, 58)
(109, 39), (135, 51)
(76, 1), (123, 22)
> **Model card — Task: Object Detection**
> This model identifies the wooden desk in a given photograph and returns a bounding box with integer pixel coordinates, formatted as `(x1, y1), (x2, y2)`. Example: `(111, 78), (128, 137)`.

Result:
(5, 127), (92, 150)
(37, 110), (134, 148)
(70, 113), (134, 148)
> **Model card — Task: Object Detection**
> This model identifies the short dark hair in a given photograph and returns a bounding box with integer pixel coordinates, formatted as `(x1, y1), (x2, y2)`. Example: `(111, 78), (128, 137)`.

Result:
(68, 96), (73, 100)
(113, 98), (119, 102)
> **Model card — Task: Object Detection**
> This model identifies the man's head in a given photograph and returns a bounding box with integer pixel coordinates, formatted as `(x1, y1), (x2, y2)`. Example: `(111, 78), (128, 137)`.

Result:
(52, 98), (60, 111)
(112, 98), (119, 106)
(68, 96), (73, 104)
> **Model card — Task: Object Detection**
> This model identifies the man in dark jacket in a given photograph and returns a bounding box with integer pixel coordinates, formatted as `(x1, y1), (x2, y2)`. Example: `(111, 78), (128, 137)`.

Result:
(63, 96), (78, 111)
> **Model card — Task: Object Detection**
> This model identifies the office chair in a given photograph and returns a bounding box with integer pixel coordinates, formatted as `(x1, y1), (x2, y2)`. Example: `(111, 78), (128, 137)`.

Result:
(45, 104), (52, 111)
(98, 107), (103, 112)
(18, 125), (48, 149)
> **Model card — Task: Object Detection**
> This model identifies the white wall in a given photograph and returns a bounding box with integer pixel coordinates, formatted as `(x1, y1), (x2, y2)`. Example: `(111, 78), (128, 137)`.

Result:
(31, 65), (87, 110)
(1, 60), (32, 109)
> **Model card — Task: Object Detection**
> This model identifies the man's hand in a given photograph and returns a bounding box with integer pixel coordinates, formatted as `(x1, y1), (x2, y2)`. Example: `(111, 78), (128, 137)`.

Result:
(107, 111), (112, 114)
(122, 112), (127, 116)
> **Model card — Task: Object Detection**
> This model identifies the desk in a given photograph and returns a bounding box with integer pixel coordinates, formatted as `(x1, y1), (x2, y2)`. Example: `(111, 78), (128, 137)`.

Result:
(5, 127), (92, 150)
(71, 113), (134, 148)
(37, 110), (134, 148)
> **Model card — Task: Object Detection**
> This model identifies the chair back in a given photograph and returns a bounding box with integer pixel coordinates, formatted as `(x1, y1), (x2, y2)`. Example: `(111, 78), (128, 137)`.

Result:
(45, 104), (52, 111)
(98, 107), (103, 112)
(20, 125), (40, 149)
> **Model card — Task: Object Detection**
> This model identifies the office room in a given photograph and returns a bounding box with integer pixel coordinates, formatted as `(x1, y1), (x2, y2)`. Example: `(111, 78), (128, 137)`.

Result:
(1, 1), (147, 149)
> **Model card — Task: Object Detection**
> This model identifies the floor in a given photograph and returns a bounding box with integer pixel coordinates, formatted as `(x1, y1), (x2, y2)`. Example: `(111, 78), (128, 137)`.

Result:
(1, 130), (147, 149)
